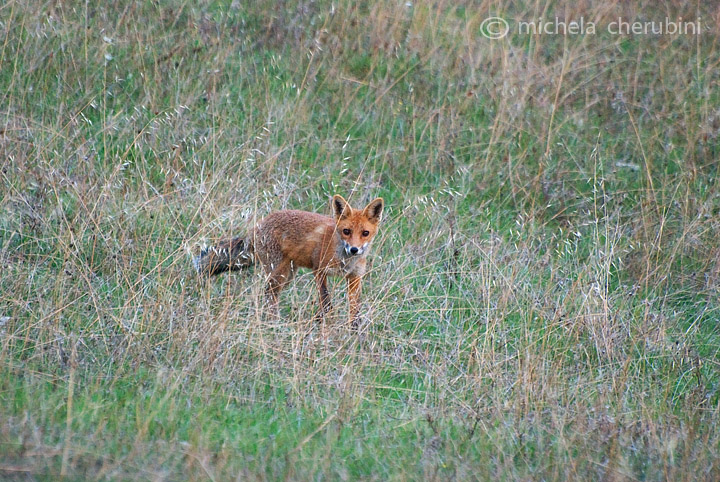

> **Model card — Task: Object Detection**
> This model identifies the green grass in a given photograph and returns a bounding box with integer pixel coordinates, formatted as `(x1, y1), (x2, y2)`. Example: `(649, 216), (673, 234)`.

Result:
(1, 0), (720, 479)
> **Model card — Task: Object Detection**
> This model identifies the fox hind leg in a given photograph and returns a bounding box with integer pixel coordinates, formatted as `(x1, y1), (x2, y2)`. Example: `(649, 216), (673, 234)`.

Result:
(264, 259), (293, 319)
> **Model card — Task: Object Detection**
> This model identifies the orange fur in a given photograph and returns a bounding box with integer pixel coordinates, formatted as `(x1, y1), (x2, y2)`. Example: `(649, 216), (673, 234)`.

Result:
(194, 195), (384, 325)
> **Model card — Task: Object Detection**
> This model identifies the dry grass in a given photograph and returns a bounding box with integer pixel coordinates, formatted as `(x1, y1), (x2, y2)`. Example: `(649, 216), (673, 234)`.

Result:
(1, 0), (719, 479)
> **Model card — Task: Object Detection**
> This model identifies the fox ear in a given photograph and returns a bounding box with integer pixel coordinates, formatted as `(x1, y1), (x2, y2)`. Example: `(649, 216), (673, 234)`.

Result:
(332, 195), (352, 220)
(362, 197), (384, 224)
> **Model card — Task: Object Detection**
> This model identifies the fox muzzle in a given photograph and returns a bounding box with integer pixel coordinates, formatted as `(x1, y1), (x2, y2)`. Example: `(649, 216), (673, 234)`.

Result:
(342, 240), (369, 257)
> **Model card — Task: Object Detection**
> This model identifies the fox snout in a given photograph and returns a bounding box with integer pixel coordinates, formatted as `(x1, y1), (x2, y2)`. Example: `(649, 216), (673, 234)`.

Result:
(342, 240), (368, 256)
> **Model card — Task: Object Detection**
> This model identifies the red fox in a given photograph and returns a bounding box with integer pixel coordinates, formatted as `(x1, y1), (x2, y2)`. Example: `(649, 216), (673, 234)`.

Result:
(193, 195), (384, 325)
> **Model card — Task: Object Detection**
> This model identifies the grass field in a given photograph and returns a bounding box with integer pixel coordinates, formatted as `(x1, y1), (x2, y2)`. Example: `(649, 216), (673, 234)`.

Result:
(1, 0), (719, 479)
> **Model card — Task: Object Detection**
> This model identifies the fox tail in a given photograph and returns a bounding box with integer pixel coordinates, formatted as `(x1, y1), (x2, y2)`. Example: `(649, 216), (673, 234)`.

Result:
(193, 236), (253, 275)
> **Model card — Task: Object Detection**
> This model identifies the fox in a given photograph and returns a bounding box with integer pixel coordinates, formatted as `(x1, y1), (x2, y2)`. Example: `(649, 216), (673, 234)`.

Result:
(193, 195), (384, 325)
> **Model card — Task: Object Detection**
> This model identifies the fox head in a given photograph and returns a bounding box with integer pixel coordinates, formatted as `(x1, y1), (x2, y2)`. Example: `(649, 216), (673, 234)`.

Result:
(332, 195), (384, 257)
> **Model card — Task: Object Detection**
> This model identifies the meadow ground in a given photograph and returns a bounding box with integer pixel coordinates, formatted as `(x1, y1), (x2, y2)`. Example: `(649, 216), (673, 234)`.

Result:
(1, 0), (720, 479)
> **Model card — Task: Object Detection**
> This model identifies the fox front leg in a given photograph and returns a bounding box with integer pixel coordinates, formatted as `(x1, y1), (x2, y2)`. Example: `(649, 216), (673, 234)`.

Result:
(313, 269), (333, 321)
(347, 273), (362, 328)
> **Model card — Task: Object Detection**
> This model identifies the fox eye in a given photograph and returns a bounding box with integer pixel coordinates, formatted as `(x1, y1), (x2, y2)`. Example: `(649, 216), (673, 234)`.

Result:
(343, 228), (351, 236)
(362, 230), (370, 237)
